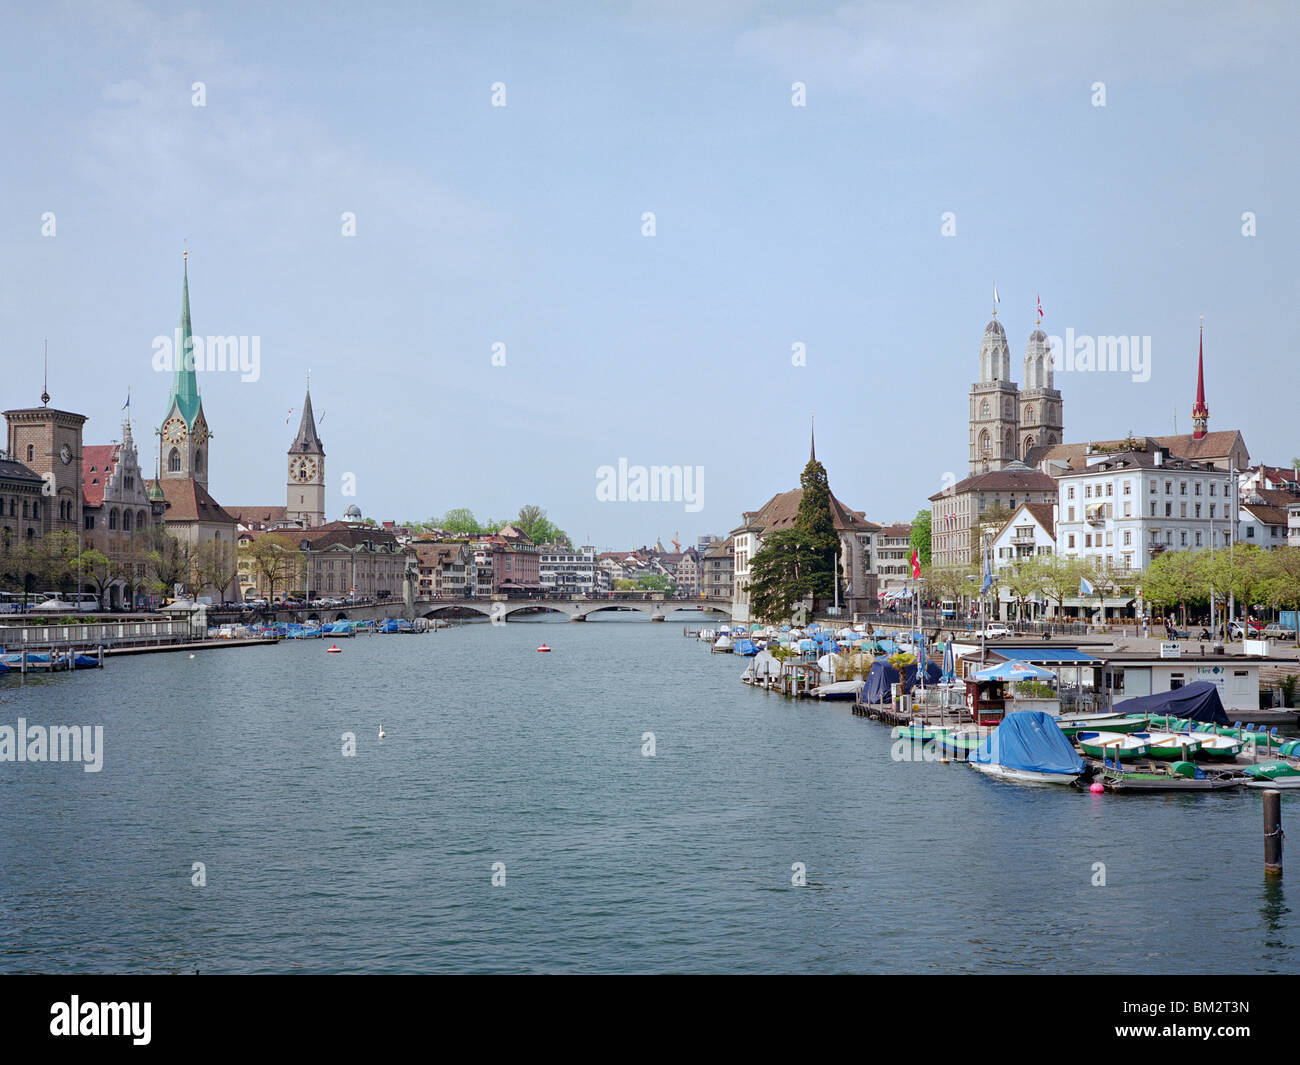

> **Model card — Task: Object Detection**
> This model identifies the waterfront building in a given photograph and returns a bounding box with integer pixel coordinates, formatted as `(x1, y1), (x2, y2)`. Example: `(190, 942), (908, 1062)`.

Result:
(81, 419), (161, 608)
(1054, 445), (1234, 574)
(413, 540), (474, 598)
(3, 398), (86, 539)
(700, 538), (734, 601)
(538, 543), (598, 595)
(0, 457), (46, 581)
(730, 428), (880, 623)
(875, 523), (914, 599)
(241, 522), (413, 601)
(1238, 484), (1299, 548)
(930, 464), (1058, 569)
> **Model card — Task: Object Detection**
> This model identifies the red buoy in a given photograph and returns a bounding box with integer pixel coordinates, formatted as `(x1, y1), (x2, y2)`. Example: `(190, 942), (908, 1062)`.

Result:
(537, 643), (551, 653)
(327, 644), (342, 654)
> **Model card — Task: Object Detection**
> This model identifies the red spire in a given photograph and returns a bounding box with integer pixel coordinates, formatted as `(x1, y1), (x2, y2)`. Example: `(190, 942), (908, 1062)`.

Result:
(1191, 321), (1209, 440)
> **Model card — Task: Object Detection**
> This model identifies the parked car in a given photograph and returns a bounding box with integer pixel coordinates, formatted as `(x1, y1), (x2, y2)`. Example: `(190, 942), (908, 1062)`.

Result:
(983, 623), (1011, 639)
(1261, 624), (1296, 641)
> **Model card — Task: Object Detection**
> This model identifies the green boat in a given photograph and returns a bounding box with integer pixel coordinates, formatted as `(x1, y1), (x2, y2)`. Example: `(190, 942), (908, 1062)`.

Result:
(1147, 716), (1288, 751)
(893, 724), (952, 742)
(1241, 762), (1300, 789)
(1131, 731), (1203, 760)
(1100, 760), (1244, 792)
(939, 729), (989, 761)
(1056, 714), (1148, 739)
(1075, 731), (1151, 762)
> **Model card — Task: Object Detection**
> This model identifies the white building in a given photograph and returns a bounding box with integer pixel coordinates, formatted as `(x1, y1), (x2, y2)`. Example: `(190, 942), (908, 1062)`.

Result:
(1055, 446), (1234, 574)
(539, 544), (598, 595)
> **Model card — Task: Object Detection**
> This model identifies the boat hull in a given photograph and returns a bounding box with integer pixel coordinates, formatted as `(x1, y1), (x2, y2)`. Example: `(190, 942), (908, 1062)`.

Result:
(970, 762), (1080, 785)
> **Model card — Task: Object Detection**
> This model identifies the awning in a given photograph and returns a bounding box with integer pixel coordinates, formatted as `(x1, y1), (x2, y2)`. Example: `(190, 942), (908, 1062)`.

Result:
(986, 648), (1105, 664)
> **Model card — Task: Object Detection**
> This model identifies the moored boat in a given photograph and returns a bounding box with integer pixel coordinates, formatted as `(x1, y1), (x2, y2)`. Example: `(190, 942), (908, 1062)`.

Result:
(1075, 731), (1151, 762)
(1098, 760), (1245, 792)
(1241, 762), (1300, 789)
(1130, 731), (1203, 760)
(1056, 713), (1148, 738)
(968, 711), (1086, 785)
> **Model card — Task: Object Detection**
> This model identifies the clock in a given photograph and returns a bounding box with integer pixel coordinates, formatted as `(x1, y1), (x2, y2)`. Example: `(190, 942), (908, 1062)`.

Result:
(59, 444), (72, 465)
(193, 421), (209, 446)
(291, 457), (317, 482)
(163, 417), (187, 444)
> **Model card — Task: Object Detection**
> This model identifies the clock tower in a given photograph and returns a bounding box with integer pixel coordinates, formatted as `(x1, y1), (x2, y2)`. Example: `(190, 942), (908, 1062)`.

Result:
(286, 382), (325, 527)
(159, 254), (211, 487)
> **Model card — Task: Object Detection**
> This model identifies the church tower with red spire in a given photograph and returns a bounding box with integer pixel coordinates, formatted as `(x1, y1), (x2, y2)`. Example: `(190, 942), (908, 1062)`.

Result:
(1191, 321), (1210, 441)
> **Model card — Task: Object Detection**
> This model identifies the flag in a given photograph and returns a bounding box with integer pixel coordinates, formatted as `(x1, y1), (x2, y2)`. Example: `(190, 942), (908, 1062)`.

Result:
(1037, 292), (1044, 319)
(121, 388), (130, 411)
(286, 408), (294, 424)
(910, 548), (921, 579)
(1079, 575), (1095, 596)
(981, 543), (993, 595)
(993, 283), (1000, 307)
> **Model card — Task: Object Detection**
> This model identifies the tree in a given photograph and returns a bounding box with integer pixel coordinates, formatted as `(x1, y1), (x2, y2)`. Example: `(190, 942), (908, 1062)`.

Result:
(746, 455), (840, 622)
(193, 539), (240, 601)
(1004, 557), (1045, 622)
(1260, 547), (1300, 641)
(1037, 554), (1084, 621)
(147, 530), (193, 598)
(246, 533), (298, 602)
(438, 509), (483, 535)
(1141, 549), (1203, 626)
(910, 510), (932, 567)
(514, 505), (569, 547)
(36, 531), (81, 594)
(78, 548), (121, 609)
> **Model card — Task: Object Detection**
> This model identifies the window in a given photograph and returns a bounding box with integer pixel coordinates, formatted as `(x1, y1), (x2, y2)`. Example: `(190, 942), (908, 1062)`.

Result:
(1124, 502), (1132, 517)
(1068, 507), (1075, 521)
(1180, 531), (1188, 546)
(1195, 503), (1201, 518)
(1149, 481), (1156, 494)
(1180, 482), (1187, 495)
(1180, 503), (1187, 518)
(26, 444), (33, 461)
(1165, 481), (1172, 494)
(1123, 481), (1132, 495)
(1085, 534), (1092, 547)
(1150, 501), (1157, 517)
(1067, 486), (1075, 499)
(1067, 534), (1075, 548)
(1106, 483), (1113, 496)
(168, 448), (181, 472)
(1210, 483), (1217, 496)
(1085, 484), (1092, 499)
(1210, 503), (1217, 518)
(1123, 531), (1132, 546)
(1195, 482), (1201, 495)
(1165, 503), (1172, 517)
(122, 510), (132, 532)
(109, 509), (118, 530)
(1195, 531), (1202, 546)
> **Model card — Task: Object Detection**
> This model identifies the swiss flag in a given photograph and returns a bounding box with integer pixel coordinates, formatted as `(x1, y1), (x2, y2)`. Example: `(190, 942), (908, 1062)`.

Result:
(910, 549), (921, 579)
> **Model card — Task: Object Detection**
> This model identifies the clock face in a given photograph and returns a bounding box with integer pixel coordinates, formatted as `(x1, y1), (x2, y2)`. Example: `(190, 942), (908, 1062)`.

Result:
(59, 444), (72, 465)
(193, 421), (209, 446)
(163, 417), (187, 444)
(291, 457), (317, 482)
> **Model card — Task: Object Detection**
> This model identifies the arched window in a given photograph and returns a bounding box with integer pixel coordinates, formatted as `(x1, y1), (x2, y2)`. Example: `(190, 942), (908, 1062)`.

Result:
(979, 429), (991, 455)
(195, 450), (203, 472)
(137, 509), (147, 529)
(32, 501), (38, 519)
(168, 448), (181, 472)
(1024, 405), (1035, 423)
(1005, 428), (1016, 458)
(979, 400), (990, 420)
(122, 510), (132, 532)
(1036, 354), (1045, 381)
(109, 508), (119, 530)
(1024, 435), (1035, 452)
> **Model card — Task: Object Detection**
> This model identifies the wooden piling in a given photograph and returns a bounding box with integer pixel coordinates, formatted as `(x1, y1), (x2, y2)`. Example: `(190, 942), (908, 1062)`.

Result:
(1264, 789), (1283, 877)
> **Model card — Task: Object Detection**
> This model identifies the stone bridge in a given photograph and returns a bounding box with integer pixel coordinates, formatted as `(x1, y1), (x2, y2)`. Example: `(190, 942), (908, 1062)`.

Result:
(214, 596), (733, 625)
(416, 596), (734, 622)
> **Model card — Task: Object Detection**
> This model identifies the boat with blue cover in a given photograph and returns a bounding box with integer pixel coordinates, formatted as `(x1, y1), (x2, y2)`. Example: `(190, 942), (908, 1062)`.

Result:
(968, 711), (1086, 785)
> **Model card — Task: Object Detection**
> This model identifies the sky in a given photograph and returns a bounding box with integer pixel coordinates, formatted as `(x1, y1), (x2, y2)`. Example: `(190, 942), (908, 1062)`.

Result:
(2, 1), (1297, 550)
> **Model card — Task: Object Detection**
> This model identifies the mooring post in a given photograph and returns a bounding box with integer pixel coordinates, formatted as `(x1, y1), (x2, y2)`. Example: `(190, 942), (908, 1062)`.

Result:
(1264, 789), (1284, 877)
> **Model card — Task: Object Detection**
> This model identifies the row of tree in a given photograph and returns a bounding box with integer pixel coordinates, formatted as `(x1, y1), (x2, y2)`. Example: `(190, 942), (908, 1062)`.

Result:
(0, 529), (239, 606)
(406, 505), (570, 546)
(920, 544), (1300, 629)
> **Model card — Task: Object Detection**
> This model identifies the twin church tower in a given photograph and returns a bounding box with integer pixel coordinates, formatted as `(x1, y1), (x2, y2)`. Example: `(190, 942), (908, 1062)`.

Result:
(967, 311), (1064, 476)
(158, 255), (326, 527)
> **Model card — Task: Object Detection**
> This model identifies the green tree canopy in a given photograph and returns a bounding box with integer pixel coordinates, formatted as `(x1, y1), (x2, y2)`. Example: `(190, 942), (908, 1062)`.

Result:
(911, 510), (932, 567)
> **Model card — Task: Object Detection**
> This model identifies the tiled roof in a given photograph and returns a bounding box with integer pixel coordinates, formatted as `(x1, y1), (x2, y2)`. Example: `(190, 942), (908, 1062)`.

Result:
(226, 505), (290, 529)
(931, 467), (1058, 501)
(81, 444), (121, 507)
(879, 523), (912, 538)
(745, 488), (882, 536)
(146, 478), (237, 525)
(1242, 503), (1290, 527)
(1024, 431), (1246, 473)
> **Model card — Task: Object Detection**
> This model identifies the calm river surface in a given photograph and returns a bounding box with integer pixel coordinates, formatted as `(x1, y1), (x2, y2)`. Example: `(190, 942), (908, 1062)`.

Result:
(1, 614), (1295, 974)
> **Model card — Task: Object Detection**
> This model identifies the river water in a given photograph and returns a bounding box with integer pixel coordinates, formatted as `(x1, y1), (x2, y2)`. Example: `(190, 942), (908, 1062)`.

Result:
(1, 614), (1295, 974)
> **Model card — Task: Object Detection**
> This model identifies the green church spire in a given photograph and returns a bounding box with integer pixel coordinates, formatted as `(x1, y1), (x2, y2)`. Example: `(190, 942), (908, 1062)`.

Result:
(166, 253), (202, 427)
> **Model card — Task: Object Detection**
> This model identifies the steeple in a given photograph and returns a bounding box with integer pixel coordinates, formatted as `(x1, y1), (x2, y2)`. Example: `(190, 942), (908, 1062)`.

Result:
(291, 378), (324, 455)
(809, 412), (816, 462)
(166, 253), (202, 427)
(1191, 319), (1209, 440)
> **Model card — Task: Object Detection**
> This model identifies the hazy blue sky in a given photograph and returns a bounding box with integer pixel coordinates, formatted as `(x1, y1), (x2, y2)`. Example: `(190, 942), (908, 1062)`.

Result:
(2, 1), (1296, 548)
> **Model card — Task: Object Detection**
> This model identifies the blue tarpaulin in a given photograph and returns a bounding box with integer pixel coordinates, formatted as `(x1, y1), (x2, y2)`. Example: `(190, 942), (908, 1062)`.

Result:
(863, 659), (941, 703)
(1113, 680), (1230, 725)
(970, 711), (1085, 775)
